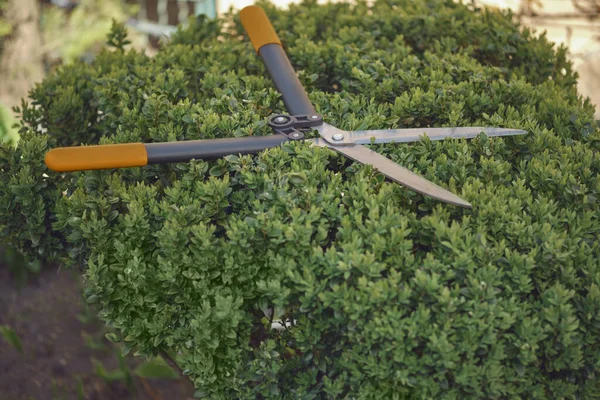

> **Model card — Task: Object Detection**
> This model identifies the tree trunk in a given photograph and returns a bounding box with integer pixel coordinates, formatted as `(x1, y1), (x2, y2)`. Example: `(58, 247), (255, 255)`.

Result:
(0, 0), (44, 110)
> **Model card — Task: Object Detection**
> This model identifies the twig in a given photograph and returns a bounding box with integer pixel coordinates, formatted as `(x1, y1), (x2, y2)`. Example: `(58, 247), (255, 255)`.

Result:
(139, 377), (162, 400)
(159, 350), (187, 381)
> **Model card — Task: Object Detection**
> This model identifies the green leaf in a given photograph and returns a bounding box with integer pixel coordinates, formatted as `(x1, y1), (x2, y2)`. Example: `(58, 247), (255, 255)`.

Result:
(209, 165), (224, 177)
(0, 325), (23, 353)
(105, 332), (121, 343)
(288, 172), (307, 187)
(133, 357), (180, 380)
(92, 358), (128, 382)
(76, 376), (85, 400)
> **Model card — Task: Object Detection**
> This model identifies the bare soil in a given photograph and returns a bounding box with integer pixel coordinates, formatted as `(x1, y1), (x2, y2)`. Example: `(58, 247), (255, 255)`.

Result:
(0, 261), (196, 400)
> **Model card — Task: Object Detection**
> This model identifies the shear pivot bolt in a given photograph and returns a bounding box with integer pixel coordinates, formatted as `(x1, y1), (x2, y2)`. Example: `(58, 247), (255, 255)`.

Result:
(274, 116), (287, 123)
(291, 133), (300, 138)
(332, 133), (344, 141)
(311, 115), (319, 120)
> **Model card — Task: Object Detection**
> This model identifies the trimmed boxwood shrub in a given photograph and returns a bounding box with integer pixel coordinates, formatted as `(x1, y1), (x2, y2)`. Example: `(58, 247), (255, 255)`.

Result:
(2, 0), (600, 397)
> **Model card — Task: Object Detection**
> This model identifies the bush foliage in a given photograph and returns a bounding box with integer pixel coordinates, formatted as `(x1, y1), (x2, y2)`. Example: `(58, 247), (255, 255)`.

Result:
(2, 0), (600, 397)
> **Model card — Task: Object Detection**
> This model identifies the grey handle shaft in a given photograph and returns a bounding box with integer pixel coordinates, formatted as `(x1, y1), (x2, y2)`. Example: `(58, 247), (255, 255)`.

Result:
(145, 134), (289, 164)
(259, 44), (317, 117)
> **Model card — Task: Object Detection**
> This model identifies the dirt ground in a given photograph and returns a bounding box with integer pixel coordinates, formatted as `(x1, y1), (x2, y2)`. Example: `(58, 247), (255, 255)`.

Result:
(0, 261), (196, 400)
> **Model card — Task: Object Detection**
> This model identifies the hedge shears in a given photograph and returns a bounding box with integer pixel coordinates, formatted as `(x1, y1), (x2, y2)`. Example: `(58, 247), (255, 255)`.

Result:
(45, 5), (526, 208)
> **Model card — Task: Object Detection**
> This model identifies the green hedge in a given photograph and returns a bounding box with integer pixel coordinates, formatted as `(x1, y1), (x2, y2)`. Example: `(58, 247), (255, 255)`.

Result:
(2, 0), (600, 397)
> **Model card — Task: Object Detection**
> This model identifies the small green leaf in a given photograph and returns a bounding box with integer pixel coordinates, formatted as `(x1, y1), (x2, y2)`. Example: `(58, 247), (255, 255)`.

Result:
(92, 357), (130, 383)
(105, 332), (121, 343)
(0, 325), (23, 353)
(134, 357), (179, 380)
(288, 172), (306, 186)
(209, 165), (224, 177)
(82, 331), (107, 351)
(121, 344), (132, 357)
(76, 376), (85, 400)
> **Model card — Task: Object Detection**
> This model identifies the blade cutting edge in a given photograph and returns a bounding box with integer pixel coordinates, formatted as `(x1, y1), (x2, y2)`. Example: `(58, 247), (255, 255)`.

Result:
(312, 140), (472, 208)
(348, 127), (527, 145)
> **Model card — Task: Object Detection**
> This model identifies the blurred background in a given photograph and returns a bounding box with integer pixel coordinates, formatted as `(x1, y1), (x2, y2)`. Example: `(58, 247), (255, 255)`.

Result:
(0, 0), (598, 399)
(1, 0), (599, 128)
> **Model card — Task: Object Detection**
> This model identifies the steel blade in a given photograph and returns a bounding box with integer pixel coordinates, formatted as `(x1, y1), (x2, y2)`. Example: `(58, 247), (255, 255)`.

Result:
(311, 139), (472, 208)
(316, 123), (526, 145)
(351, 126), (527, 145)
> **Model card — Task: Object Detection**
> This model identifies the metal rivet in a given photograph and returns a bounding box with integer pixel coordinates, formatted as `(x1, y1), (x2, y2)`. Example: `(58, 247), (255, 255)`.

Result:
(332, 133), (344, 141)
(291, 133), (300, 138)
(311, 115), (319, 120)
(274, 116), (287, 123)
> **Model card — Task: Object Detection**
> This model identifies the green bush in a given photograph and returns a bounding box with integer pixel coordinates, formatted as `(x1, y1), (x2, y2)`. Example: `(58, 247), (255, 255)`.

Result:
(2, 0), (600, 397)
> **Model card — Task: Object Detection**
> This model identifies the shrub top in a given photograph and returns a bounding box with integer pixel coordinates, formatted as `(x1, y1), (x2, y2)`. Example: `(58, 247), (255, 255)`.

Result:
(2, 0), (600, 398)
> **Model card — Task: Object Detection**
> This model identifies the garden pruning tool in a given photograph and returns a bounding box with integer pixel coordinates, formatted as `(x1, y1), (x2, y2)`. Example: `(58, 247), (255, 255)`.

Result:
(44, 5), (527, 208)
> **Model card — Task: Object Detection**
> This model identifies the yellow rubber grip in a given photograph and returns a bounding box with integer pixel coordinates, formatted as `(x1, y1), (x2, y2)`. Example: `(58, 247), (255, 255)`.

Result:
(240, 5), (282, 52)
(44, 143), (148, 172)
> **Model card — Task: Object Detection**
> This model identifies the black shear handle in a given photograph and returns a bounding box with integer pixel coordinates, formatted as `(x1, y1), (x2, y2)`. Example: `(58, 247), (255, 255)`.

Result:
(145, 134), (289, 163)
(44, 135), (289, 172)
(240, 6), (318, 117)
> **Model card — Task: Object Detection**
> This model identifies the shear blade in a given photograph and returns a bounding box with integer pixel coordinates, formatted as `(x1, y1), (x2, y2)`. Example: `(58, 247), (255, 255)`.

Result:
(312, 139), (472, 208)
(349, 126), (527, 145)
(316, 123), (527, 145)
